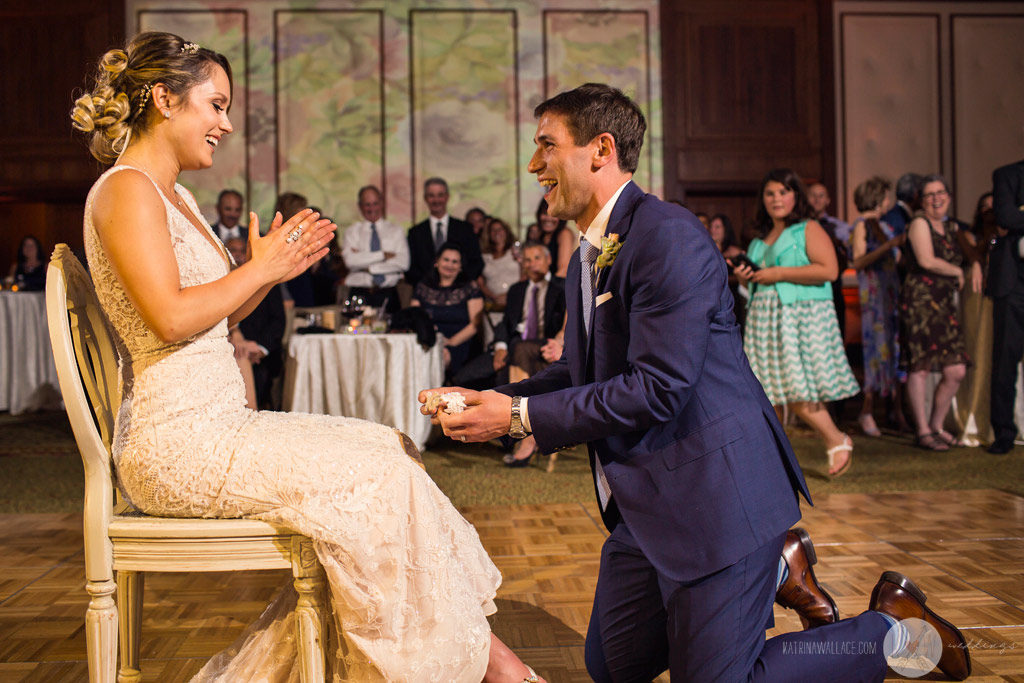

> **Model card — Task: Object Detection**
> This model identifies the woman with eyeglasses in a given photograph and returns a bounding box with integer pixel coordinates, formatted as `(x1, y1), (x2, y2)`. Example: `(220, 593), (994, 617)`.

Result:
(899, 175), (982, 450)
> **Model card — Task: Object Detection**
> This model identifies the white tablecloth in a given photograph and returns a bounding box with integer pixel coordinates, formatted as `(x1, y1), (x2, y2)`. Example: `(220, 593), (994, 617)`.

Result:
(0, 291), (62, 414)
(283, 333), (444, 450)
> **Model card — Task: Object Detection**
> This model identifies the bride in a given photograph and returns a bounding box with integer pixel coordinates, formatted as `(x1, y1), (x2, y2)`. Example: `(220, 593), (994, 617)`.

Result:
(71, 31), (541, 683)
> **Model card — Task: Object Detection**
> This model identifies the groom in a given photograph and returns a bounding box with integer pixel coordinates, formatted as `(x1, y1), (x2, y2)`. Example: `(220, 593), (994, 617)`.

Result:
(423, 84), (969, 681)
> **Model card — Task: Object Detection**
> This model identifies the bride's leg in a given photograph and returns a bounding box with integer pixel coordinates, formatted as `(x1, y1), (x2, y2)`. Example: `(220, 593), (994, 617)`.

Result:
(484, 633), (547, 683)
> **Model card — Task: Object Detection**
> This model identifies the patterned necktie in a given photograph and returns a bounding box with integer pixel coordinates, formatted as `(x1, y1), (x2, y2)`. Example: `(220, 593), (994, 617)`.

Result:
(581, 239), (600, 336)
(369, 222), (385, 286)
(524, 283), (539, 340)
(434, 221), (444, 251)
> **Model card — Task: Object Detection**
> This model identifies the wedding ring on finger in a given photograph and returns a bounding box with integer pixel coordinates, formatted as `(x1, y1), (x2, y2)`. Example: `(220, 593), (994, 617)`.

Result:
(285, 226), (304, 244)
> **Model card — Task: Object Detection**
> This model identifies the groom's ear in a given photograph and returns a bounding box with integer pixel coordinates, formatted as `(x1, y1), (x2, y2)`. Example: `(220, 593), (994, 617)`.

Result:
(592, 132), (617, 169)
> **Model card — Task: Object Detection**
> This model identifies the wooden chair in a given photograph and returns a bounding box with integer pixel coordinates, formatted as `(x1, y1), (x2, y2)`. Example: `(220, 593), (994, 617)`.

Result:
(45, 245), (327, 683)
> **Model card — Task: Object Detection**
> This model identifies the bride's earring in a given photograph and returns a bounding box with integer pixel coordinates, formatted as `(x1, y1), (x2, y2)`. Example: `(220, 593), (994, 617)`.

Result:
(163, 110), (171, 119)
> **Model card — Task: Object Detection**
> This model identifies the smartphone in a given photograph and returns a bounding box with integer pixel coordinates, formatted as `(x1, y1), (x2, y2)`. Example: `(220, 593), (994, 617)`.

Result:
(729, 253), (760, 272)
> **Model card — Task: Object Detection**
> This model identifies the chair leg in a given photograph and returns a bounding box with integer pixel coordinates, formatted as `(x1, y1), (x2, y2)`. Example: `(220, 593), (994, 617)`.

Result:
(116, 571), (144, 683)
(292, 537), (326, 683)
(85, 578), (117, 683)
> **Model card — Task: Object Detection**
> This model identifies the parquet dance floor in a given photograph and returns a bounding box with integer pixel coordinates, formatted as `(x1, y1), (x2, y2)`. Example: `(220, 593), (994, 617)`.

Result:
(0, 489), (1022, 681)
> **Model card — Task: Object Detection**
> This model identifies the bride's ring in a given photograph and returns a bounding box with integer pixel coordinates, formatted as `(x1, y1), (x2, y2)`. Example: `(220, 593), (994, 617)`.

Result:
(459, 436), (466, 442)
(285, 226), (304, 244)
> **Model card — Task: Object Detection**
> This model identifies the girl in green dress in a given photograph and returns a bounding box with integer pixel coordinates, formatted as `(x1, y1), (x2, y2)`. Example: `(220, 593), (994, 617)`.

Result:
(733, 169), (860, 476)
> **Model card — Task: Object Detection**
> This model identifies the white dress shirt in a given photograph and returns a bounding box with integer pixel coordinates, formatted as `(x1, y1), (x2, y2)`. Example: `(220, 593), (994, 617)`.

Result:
(341, 218), (410, 288)
(430, 214), (451, 247)
(213, 221), (245, 243)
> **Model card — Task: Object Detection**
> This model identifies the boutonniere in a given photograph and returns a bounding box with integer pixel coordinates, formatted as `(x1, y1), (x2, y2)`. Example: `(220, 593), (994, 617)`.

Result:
(596, 233), (622, 269)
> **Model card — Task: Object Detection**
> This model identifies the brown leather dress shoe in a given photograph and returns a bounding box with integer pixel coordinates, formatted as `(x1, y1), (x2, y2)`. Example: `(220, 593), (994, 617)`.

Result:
(775, 527), (840, 629)
(869, 571), (971, 681)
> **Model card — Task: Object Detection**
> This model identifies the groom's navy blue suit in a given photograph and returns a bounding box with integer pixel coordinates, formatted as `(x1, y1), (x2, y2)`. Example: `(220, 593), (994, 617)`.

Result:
(498, 182), (888, 680)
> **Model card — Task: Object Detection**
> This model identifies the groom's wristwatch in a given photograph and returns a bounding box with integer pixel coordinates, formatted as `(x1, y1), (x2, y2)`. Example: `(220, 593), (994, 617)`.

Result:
(509, 396), (528, 439)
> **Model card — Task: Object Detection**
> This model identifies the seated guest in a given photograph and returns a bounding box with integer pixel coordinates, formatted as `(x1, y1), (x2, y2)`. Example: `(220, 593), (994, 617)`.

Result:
(210, 188), (246, 242)
(310, 232), (346, 305)
(227, 326), (258, 410)
(226, 237), (286, 410)
(536, 198), (576, 278)
(406, 177), (483, 285)
(276, 191), (317, 306)
(708, 213), (746, 328)
(8, 235), (46, 291)
(491, 242), (566, 467)
(465, 206), (489, 250)
(478, 217), (522, 308)
(341, 185), (409, 313)
(411, 242), (483, 379)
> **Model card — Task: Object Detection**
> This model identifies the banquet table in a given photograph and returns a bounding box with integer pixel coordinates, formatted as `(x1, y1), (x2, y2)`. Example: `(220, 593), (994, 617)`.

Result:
(283, 332), (444, 450)
(0, 291), (62, 414)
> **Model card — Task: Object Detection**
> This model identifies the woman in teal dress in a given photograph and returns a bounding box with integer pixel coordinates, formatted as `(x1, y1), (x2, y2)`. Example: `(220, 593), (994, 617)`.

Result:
(849, 176), (906, 437)
(733, 169), (860, 476)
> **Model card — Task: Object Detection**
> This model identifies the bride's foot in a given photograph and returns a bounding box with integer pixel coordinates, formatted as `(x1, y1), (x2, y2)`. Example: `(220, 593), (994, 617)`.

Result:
(484, 634), (547, 682)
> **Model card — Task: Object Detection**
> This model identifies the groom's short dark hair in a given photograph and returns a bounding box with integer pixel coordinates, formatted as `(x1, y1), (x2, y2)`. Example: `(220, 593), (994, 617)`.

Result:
(534, 83), (646, 174)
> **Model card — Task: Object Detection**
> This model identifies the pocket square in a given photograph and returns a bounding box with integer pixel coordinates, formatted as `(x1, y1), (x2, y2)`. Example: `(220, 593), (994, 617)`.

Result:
(595, 292), (614, 307)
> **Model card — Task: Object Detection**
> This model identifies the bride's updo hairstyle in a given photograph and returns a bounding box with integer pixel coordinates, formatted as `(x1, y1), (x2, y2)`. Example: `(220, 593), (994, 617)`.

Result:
(71, 31), (232, 164)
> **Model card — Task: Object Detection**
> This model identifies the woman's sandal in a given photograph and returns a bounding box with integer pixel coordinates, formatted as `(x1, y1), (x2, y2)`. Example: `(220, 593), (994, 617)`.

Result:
(934, 430), (959, 448)
(914, 432), (950, 451)
(826, 435), (853, 477)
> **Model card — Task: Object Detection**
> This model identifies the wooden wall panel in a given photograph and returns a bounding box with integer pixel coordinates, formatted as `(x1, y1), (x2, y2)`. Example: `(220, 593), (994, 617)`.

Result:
(839, 13), (940, 217)
(952, 15), (1024, 217)
(660, 0), (828, 239)
(0, 1), (125, 271)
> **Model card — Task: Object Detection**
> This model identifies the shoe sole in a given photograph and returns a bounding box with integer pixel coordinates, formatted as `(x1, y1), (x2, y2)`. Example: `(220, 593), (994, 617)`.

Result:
(877, 571), (971, 679)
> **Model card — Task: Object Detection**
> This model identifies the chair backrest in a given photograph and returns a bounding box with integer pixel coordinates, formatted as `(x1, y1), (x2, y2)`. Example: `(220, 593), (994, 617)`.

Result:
(46, 244), (123, 581)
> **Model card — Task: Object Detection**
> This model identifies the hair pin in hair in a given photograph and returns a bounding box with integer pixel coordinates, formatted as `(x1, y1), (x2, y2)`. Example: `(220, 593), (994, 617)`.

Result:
(180, 42), (200, 55)
(137, 83), (154, 112)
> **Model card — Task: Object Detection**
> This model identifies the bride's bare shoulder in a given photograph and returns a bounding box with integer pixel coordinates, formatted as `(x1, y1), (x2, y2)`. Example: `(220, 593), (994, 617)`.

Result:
(91, 167), (164, 229)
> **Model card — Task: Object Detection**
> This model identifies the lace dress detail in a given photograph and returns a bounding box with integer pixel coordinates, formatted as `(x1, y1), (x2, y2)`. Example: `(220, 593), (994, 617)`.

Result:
(83, 166), (500, 682)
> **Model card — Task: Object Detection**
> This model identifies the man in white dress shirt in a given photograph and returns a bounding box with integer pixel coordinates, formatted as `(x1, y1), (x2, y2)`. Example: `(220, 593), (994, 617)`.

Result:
(341, 185), (409, 314)
(211, 189), (247, 243)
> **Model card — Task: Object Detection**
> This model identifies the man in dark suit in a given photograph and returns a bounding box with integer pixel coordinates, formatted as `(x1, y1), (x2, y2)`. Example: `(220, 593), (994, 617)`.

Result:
(988, 159), (1024, 454)
(881, 172), (922, 236)
(226, 238), (285, 410)
(406, 177), (483, 285)
(491, 241), (566, 465)
(424, 84), (969, 681)
(211, 189), (247, 243)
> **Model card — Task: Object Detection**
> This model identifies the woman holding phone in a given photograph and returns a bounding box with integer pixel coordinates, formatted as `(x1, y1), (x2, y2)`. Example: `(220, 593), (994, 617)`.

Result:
(733, 169), (860, 476)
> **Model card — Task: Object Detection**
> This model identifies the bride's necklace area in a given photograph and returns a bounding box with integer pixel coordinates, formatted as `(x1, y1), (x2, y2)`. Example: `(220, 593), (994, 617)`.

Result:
(120, 158), (185, 209)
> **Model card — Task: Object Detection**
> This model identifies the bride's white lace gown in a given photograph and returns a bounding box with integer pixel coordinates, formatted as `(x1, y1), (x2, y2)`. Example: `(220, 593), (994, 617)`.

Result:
(84, 166), (501, 682)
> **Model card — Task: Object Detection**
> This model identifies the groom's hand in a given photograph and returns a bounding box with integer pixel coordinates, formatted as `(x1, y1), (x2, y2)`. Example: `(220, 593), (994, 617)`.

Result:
(441, 390), (513, 443)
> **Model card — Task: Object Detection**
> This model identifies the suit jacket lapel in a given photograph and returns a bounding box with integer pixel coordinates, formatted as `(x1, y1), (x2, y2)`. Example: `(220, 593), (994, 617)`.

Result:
(583, 181), (644, 375)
